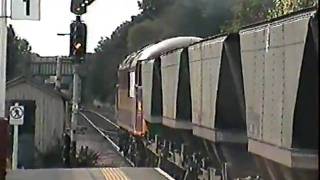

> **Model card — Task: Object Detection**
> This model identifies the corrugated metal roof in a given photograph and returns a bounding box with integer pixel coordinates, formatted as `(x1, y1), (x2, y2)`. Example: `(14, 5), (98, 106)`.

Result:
(6, 76), (71, 100)
(119, 36), (202, 70)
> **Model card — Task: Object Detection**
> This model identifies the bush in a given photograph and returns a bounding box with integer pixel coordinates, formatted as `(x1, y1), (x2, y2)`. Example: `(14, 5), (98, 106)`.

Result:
(74, 146), (100, 167)
(35, 142), (100, 168)
(34, 140), (64, 168)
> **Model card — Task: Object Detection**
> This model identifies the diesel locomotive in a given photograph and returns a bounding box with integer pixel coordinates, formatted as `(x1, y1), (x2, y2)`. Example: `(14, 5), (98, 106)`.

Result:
(116, 7), (318, 180)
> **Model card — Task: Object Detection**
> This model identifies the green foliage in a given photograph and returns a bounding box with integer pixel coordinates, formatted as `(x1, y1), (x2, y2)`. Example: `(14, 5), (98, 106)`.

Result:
(220, 0), (317, 32)
(127, 19), (168, 51)
(34, 140), (64, 168)
(85, 0), (317, 104)
(129, 0), (234, 51)
(85, 27), (129, 102)
(221, 0), (272, 33)
(138, 0), (175, 17)
(267, 0), (318, 19)
(35, 142), (99, 168)
(75, 146), (100, 167)
(83, 0), (235, 104)
(6, 25), (32, 81)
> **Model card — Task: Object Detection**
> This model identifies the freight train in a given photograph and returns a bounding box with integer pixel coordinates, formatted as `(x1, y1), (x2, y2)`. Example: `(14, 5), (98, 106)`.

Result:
(116, 7), (318, 180)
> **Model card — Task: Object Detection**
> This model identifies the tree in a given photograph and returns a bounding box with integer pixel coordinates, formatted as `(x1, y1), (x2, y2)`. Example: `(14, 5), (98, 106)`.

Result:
(84, 20), (134, 103)
(220, 0), (317, 32)
(267, 0), (318, 18)
(86, 0), (318, 104)
(137, 0), (175, 17)
(221, 0), (272, 33)
(84, 0), (236, 104)
(128, 0), (233, 51)
(6, 25), (32, 81)
(127, 19), (167, 52)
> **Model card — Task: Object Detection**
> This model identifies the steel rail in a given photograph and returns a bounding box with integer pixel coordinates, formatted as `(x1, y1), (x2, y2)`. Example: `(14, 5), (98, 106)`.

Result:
(79, 111), (135, 167)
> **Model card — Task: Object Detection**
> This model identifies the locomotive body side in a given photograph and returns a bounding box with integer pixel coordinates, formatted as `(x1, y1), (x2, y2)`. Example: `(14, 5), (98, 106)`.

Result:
(117, 37), (202, 137)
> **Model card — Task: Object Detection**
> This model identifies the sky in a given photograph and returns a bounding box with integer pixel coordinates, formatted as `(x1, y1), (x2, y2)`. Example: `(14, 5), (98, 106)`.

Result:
(7, 0), (141, 56)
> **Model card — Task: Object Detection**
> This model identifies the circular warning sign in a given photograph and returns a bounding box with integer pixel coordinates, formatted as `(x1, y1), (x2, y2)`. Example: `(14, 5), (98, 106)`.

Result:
(10, 106), (24, 119)
(9, 104), (24, 125)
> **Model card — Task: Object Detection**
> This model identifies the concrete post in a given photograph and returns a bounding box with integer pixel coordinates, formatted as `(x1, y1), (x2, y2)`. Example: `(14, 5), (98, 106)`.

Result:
(0, 0), (7, 119)
(0, 1), (8, 179)
(55, 57), (62, 90)
(180, 143), (185, 163)
(224, 162), (228, 180)
(70, 63), (81, 164)
(155, 135), (158, 153)
(208, 168), (216, 180)
(11, 126), (18, 170)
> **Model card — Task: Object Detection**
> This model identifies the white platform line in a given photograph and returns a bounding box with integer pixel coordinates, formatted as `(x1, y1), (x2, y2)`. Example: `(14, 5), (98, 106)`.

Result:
(155, 168), (176, 180)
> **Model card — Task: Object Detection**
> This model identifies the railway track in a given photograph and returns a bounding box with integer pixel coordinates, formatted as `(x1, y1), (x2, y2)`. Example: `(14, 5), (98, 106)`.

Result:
(79, 110), (135, 167)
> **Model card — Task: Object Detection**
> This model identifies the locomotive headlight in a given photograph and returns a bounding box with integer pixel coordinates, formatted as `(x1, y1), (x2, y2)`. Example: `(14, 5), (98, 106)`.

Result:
(138, 101), (142, 111)
(75, 43), (82, 49)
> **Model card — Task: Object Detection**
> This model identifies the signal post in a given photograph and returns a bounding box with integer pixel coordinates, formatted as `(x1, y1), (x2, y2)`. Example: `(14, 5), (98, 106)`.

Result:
(68, 0), (93, 166)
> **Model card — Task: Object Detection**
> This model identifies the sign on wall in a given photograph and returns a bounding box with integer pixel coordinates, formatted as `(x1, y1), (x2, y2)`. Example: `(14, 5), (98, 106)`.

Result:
(9, 103), (24, 125)
(11, 0), (40, 20)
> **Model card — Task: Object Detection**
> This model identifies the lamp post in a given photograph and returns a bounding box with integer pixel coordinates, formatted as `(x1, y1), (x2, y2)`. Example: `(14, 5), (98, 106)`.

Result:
(0, 0), (7, 120)
(0, 0), (8, 178)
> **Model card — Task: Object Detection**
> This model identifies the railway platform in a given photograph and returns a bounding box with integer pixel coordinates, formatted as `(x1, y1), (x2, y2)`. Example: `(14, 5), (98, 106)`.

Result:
(6, 167), (174, 180)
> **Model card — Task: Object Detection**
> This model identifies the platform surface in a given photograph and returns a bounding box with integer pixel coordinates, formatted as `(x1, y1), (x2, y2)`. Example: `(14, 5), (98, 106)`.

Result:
(7, 167), (175, 180)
